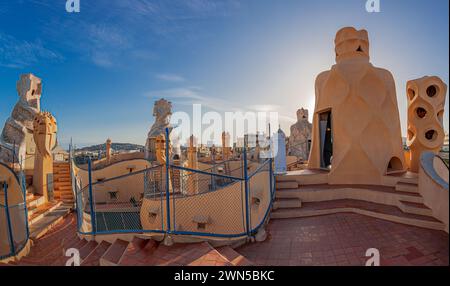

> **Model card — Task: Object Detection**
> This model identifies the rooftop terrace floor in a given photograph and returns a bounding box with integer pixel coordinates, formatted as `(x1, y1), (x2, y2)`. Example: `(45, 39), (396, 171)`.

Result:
(237, 213), (449, 266)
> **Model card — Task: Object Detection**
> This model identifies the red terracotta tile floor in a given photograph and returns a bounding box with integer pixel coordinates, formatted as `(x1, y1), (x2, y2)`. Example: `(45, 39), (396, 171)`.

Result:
(237, 213), (449, 266)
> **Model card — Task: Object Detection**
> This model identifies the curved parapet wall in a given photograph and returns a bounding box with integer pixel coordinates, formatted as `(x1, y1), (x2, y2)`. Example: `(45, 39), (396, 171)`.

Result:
(419, 151), (449, 233)
(0, 162), (28, 260)
(74, 156), (273, 242)
(74, 158), (153, 189)
(140, 170), (271, 237)
(87, 152), (145, 170)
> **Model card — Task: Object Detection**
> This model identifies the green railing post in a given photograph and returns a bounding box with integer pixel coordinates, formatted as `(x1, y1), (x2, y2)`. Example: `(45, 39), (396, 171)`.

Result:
(88, 158), (96, 234)
(3, 182), (16, 256)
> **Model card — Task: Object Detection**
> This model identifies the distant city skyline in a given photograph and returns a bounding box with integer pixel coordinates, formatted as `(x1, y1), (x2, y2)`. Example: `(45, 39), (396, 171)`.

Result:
(0, 0), (448, 148)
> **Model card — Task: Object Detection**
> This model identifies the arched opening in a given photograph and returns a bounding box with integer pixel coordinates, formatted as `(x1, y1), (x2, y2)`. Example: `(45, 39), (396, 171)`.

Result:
(426, 85), (438, 98)
(425, 130), (438, 142)
(319, 111), (333, 169)
(416, 107), (427, 119)
(387, 157), (403, 173)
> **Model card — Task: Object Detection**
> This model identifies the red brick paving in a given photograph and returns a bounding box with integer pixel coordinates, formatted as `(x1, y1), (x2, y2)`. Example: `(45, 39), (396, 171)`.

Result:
(136, 242), (233, 266)
(3, 212), (448, 266)
(237, 213), (449, 266)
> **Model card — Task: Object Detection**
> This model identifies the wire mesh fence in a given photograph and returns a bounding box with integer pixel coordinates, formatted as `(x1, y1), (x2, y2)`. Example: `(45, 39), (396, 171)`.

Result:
(73, 132), (275, 239)
(0, 180), (29, 260)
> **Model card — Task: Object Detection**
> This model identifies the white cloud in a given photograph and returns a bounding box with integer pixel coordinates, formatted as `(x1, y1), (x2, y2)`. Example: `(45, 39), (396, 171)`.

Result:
(0, 32), (63, 69)
(144, 86), (240, 112)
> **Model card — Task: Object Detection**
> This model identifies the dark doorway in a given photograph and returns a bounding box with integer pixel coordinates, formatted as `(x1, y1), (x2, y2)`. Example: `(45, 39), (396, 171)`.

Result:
(319, 111), (333, 169)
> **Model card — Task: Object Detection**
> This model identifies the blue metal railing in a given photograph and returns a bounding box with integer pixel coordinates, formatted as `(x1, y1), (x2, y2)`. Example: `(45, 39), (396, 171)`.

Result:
(72, 129), (275, 239)
(0, 173), (29, 260)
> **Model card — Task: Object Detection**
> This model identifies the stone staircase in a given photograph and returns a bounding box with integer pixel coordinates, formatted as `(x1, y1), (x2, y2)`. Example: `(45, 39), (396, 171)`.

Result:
(53, 162), (74, 205)
(272, 175), (446, 231)
(24, 175), (73, 240)
(2, 213), (254, 266)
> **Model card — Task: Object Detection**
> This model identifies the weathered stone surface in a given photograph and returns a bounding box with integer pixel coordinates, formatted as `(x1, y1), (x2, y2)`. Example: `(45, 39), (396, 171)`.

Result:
(33, 112), (57, 200)
(308, 27), (405, 185)
(145, 99), (172, 160)
(288, 108), (312, 160)
(406, 76), (447, 172)
(0, 74), (42, 168)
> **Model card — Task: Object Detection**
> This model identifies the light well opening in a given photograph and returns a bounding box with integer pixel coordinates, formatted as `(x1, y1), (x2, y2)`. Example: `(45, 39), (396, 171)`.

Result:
(426, 85), (438, 98)
(416, 107), (427, 119)
(425, 130), (438, 142)
(387, 157), (403, 173)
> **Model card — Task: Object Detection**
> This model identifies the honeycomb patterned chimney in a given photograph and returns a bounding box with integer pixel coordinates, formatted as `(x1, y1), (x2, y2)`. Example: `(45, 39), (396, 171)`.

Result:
(406, 76), (447, 172)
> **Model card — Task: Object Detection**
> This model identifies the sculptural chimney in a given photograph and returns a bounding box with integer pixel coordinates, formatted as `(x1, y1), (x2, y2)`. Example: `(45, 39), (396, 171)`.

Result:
(33, 112), (57, 202)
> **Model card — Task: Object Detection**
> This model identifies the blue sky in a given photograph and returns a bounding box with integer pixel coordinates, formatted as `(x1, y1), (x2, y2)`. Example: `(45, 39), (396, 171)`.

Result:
(0, 0), (448, 147)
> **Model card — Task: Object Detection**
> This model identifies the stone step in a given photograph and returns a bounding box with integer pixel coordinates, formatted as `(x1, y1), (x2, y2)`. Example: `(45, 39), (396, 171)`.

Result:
(55, 182), (71, 188)
(54, 185), (72, 191)
(45, 238), (89, 266)
(56, 192), (74, 198)
(16, 216), (78, 265)
(399, 201), (434, 217)
(137, 242), (232, 266)
(26, 191), (35, 200)
(271, 199), (445, 231)
(29, 201), (63, 226)
(81, 241), (112, 266)
(26, 195), (46, 209)
(276, 170), (329, 185)
(53, 169), (70, 173)
(216, 246), (253, 266)
(273, 198), (302, 210)
(395, 182), (419, 194)
(276, 181), (298, 189)
(100, 239), (129, 266)
(54, 174), (70, 178)
(275, 184), (424, 204)
(54, 190), (73, 196)
(29, 204), (72, 239)
(53, 163), (70, 167)
(118, 238), (158, 266)
(55, 177), (71, 182)
(20, 234), (81, 266)
(79, 240), (99, 261)
(54, 170), (70, 175)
